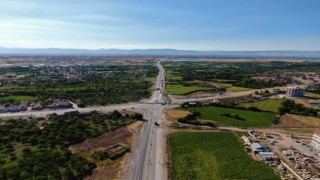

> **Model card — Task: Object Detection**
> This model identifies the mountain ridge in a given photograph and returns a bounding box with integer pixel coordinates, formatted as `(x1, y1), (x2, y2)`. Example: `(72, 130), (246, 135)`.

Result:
(0, 47), (320, 58)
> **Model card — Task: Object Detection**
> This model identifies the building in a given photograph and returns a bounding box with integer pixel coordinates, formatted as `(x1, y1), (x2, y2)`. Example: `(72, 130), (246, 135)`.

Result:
(251, 142), (270, 153)
(286, 87), (305, 97)
(242, 135), (251, 145)
(311, 130), (320, 151)
(258, 152), (278, 161)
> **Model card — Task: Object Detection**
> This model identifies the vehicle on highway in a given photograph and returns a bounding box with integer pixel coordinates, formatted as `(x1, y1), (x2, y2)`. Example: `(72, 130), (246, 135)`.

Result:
(154, 122), (160, 126)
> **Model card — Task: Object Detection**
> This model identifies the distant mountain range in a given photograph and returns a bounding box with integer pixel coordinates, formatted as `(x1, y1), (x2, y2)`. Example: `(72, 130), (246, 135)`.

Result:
(0, 47), (320, 59)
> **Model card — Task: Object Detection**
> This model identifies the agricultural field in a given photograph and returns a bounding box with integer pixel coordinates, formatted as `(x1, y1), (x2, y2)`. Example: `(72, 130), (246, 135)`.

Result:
(180, 106), (275, 127)
(166, 84), (213, 95)
(169, 132), (280, 180)
(163, 61), (312, 91)
(306, 92), (320, 98)
(0, 95), (37, 102)
(227, 86), (250, 92)
(238, 99), (283, 112)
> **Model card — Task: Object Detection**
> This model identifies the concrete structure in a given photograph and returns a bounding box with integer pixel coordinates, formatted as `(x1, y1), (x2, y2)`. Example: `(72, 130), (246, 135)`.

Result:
(286, 87), (305, 97)
(251, 142), (270, 153)
(311, 130), (320, 151)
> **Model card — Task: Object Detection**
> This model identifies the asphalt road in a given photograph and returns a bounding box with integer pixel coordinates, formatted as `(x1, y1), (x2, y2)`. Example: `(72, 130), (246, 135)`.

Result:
(126, 59), (167, 180)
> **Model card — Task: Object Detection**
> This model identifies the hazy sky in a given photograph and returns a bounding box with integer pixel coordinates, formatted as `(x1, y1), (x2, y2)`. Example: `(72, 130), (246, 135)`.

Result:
(1, 0), (320, 50)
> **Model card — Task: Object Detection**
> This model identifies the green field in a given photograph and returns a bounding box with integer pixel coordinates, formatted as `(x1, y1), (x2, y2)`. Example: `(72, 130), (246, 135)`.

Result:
(182, 106), (275, 127)
(227, 86), (250, 92)
(0, 95), (37, 102)
(306, 92), (320, 98)
(169, 132), (280, 180)
(238, 99), (283, 112)
(166, 84), (213, 95)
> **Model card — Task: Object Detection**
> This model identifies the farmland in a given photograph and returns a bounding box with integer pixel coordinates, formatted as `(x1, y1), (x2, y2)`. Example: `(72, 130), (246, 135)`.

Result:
(166, 84), (213, 95)
(238, 99), (283, 112)
(306, 92), (320, 98)
(0, 95), (37, 102)
(180, 106), (275, 127)
(169, 132), (280, 180)
(227, 86), (250, 92)
(163, 61), (310, 93)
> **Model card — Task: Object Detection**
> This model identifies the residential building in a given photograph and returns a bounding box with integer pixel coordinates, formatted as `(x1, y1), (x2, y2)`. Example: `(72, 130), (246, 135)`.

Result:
(311, 130), (320, 151)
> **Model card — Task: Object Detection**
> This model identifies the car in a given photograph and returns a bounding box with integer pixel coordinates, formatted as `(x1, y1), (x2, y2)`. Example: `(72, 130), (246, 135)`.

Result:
(296, 141), (300, 143)
(131, 107), (135, 109)
(154, 122), (160, 126)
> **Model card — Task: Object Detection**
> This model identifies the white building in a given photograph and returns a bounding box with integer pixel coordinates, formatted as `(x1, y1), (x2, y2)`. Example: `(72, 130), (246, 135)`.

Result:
(242, 136), (251, 145)
(287, 87), (305, 97)
(311, 130), (320, 151)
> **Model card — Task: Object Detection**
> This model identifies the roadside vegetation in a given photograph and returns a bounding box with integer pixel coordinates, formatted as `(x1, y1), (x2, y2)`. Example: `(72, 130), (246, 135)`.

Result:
(0, 111), (143, 179)
(169, 132), (280, 180)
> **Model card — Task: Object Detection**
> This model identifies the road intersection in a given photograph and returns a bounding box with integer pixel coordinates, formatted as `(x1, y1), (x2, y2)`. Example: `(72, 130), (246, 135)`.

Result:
(0, 60), (291, 180)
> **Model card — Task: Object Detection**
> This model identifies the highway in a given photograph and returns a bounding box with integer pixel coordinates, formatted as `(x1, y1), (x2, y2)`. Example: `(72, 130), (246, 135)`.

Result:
(126, 59), (167, 180)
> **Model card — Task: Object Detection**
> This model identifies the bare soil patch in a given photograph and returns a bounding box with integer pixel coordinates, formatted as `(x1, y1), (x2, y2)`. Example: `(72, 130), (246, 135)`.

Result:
(165, 109), (191, 121)
(276, 114), (320, 128)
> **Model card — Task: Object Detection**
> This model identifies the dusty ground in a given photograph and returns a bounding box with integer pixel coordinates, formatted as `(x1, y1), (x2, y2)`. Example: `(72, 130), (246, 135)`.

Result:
(165, 109), (190, 121)
(69, 121), (143, 180)
(276, 114), (320, 128)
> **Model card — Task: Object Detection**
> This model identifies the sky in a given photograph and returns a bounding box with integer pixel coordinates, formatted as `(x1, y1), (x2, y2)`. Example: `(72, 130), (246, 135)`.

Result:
(0, 0), (320, 51)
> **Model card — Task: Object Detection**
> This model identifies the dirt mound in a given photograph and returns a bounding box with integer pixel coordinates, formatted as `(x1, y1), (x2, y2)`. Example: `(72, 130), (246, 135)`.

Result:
(166, 109), (191, 121)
